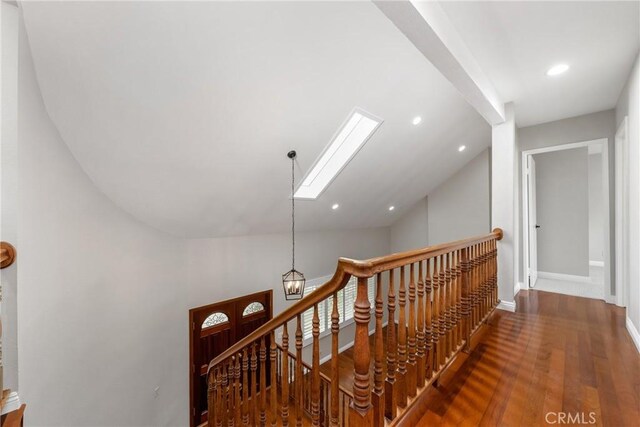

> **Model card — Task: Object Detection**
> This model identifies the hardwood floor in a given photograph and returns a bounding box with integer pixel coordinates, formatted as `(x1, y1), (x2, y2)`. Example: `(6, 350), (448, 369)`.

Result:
(416, 290), (639, 426)
(320, 290), (640, 426)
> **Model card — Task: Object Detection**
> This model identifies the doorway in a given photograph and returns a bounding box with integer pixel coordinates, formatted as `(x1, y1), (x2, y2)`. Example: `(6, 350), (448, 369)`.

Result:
(522, 138), (611, 301)
(189, 290), (273, 427)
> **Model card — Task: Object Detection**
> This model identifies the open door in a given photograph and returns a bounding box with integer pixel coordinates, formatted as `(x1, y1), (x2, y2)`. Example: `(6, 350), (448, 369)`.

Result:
(527, 155), (539, 287)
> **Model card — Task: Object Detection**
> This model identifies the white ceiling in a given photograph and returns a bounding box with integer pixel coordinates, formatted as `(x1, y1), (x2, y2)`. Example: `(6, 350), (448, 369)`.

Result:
(440, 1), (640, 127)
(21, 1), (490, 238)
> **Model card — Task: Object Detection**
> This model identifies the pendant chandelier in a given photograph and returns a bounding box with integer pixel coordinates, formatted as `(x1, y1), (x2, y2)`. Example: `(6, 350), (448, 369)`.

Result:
(282, 150), (305, 300)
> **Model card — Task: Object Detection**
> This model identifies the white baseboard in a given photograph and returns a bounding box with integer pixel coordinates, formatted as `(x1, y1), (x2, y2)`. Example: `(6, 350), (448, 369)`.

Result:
(514, 282), (523, 297)
(497, 300), (516, 312)
(0, 392), (20, 415)
(626, 317), (640, 354)
(589, 260), (604, 267)
(538, 271), (591, 283)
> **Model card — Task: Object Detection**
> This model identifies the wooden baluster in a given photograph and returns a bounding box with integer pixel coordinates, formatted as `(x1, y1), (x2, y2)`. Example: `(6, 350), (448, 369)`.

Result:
(472, 244), (479, 331)
(330, 292), (340, 427)
(416, 260), (426, 387)
(241, 349), (249, 426)
(493, 238), (498, 306)
(455, 250), (463, 348)
(223, 363), (229, 427)
(295, 316), (303, 427)
(397, 267), (408, 407)
(461, 247), (471, 351)
(312, 304), (321, 426)
(407, 263), (417, 397)
(259, 338), (267, 426)
(227, 359), (235, 427)
(384, 269), (397, 420)
(208, 368), (216, 427)
(439, 254), (447, 367)
(216, 369), (223, 427)
(373, 272), (385, 427)
(431, 256), (440, 372)
(270, 333), (277, 427)
(250, 344), (258, 427)
(449, 252), (456, 355)
(480, 242), (486, 321)
(482, 242), (491, 317)
(349, 277), (374, 426)
(425, 258), (433, 379)
(234, 356), (241, 427)
(445, 252), (453, 359)
(281, 324), (290, 427)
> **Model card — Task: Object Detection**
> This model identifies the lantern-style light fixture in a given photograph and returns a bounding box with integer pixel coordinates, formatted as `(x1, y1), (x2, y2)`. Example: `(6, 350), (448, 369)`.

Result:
(283, 150), (305, 300)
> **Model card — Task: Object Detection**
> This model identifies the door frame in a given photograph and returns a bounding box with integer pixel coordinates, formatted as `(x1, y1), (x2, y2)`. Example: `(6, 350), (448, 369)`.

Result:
(615, 117), (629, 307)
(188, 290), (273, 427)
(521, 138), (612, 301)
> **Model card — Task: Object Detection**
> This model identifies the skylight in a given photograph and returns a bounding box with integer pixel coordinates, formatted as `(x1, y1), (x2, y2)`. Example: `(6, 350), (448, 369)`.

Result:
(294, 108), (382, 200)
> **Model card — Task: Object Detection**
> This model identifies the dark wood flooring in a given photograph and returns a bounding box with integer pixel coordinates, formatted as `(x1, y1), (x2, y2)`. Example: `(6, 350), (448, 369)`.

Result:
(321, 290), (640, 426)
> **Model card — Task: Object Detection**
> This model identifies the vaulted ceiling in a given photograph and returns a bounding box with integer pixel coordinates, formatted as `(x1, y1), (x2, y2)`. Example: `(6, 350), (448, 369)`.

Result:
(21, 1), (490, 237)
(440, 1), (640, 127)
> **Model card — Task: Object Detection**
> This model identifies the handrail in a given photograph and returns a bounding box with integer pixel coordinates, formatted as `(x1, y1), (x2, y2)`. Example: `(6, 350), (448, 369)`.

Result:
(209, 228), (502, 372)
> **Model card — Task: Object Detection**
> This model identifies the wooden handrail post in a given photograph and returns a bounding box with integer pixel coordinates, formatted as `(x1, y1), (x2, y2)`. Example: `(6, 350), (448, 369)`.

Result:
(349, 277), (374, 427)
(407, 263), (417, 397)
(330, 293), (340, 427)
(372, 272), (385, 427)
(461, 247), (471, 352)
(311, 305), (321, 426)
(384, 269), (397, 420)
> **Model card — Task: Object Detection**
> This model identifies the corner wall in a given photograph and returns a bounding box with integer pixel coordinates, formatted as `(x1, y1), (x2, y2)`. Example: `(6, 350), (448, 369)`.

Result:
(615, 52), (640, 347)
(17, 16), (189, 426)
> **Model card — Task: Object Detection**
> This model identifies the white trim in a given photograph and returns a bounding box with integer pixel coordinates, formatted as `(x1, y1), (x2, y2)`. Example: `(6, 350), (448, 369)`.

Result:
(537, 271), (591, 283)
(0, 392), (21, 415)
(514, 282), (522, 297)
(615, 117), (629, 307)
(497, 300), (516, 312)
(626, 317), (640, 354)
(521, 138), (611, 300)
(589, 260), (604, 267)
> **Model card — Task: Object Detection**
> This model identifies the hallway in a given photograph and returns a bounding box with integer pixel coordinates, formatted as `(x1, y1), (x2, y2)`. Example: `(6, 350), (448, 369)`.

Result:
(414, 290), (639, 426)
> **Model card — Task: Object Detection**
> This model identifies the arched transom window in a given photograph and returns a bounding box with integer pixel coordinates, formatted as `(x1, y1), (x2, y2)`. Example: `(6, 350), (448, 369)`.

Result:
(242, 302), (265, 317)
(202, 312), (229, 328)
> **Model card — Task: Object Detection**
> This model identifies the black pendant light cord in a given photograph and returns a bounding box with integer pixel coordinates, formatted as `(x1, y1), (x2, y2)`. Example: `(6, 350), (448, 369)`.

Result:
(290, 151), (296, 271)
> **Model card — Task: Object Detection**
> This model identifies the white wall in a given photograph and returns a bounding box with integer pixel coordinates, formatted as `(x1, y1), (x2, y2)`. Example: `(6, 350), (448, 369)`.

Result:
(389, 198), (428, 253)
(589, 153), (604, 263)
(533, 148), (589, 276)
(615, 52), (640, 342)
(1, 1), (19, 393)
(428, 148), (491, 245)
(17, 17), (190, 426)
(388, 148), (491, 254)
(517, 110), (616, 285)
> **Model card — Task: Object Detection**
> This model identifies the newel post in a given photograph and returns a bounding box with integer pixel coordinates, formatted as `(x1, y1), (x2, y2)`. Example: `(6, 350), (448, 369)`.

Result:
(350, 276), (374, 427)
(461, 247), (471, 352)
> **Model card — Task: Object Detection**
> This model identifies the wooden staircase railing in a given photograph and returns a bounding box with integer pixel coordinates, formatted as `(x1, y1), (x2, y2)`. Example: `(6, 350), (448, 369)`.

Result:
(207, 228), (503, 426)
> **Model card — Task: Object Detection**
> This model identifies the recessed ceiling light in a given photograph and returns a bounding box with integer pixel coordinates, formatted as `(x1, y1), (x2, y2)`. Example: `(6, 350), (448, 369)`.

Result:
(458, 145), (466, 152)
(388, 206), (395, 211)
(546, 64), (569, 76)
(294, 108), (383, 200)
(332, 203), (339, 210)
(412, 116), (422, 125)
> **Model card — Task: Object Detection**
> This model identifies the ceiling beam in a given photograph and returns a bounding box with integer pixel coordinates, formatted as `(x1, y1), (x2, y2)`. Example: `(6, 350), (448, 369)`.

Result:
(374, 0), (505, 125)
